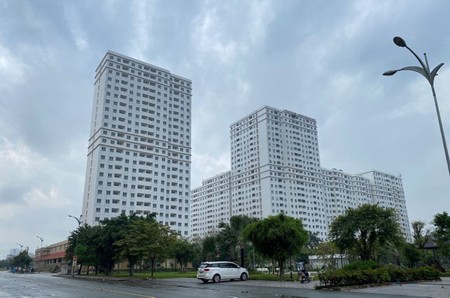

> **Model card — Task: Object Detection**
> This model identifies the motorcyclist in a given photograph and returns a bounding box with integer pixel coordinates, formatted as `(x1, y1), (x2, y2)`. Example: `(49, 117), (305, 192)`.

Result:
(297, 262), (310, 283)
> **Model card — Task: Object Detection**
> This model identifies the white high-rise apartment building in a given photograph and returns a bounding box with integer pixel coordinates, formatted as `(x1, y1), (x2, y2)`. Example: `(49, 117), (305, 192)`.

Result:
(229, 107), (327, 235)
(190, 171), (231, 237)
(82, 51), (192, 236)
(190, 106), (412, 242)
(359, 170), (410, 236)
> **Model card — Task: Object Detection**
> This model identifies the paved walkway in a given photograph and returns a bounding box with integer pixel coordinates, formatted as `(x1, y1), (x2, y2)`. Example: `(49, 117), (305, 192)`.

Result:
(348, 278), (450, 298)
(243, 277), (450, 298)
(65, 274), (450, 297)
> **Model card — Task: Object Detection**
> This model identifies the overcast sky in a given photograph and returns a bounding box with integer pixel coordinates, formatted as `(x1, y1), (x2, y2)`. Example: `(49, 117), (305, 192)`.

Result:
(1, 0), (449, 257)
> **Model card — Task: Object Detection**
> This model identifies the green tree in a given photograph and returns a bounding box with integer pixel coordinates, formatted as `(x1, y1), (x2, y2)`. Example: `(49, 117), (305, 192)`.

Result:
(114, 215), (156, 276)
(313, 241), (340, 270)
(329, 204), (404, 261)
(13, 250), (32, 272)
(123, 218), (176, 277)
(411, 221), (426, 248)
(67, 224), (103, 275)
(98, 214), (134, 275)
(244, 213), (308, 278)
(433, 211), (450, 258)
(306, 232), (322, 250)
(0, 258), (12, 269)
(171, 238), (195, 271)
(402, 243), (421, 268)
(189, 236), (204, 268)
(201, 235), (217, 261)
(216, 215), (258, 266)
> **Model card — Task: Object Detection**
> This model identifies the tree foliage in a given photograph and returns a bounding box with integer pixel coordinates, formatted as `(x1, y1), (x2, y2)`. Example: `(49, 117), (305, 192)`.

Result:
(433, 211), (450, 258)
(306, 232), (322, 250)
(97, 214), (134, 275)
(67, 224), (103, 274)
(312, 241), (340, 270)
(243, 213), (308, 277)
(121, 217), (177, 277)
(67, 214), (176, 276)
(114, 214), (156, 276)
(402, 243), (422, 268)
(171, 238), (195, 271)
(329, 204), (404, 261)
(411, 221), (426, 248)
(216, 215), (258, 266)
(201, 235), (217, 262)
(13, 250), (32, 272)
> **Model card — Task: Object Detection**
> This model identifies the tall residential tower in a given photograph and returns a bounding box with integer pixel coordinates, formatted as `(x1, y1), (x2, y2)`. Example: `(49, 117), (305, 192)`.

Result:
(190, 106), (411, 241)
(81, 51), (192, 236)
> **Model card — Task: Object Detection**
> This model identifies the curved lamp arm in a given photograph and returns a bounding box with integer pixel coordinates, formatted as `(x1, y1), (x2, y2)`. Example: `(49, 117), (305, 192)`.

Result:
(384, 36), (450, 176)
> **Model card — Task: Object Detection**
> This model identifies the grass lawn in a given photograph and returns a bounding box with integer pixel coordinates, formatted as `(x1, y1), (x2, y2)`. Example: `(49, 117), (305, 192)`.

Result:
(112, 270), (300, 281)
(113, 271), (196, 279)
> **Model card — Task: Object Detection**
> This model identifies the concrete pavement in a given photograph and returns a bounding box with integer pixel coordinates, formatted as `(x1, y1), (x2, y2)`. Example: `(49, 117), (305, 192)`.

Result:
(243, 277), (450, 298)
(66, 273), (450, 297)
(348, 278), (450, 298)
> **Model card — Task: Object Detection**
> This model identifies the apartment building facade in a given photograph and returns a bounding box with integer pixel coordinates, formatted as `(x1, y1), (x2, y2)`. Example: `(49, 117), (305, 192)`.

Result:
(190, 106), (411, 242)
(190, 171), (232, 237)
(81, 51), (192, 236)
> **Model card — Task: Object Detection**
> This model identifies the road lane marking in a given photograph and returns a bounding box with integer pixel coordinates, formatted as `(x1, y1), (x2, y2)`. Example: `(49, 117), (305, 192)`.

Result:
(76, 284), (156, 298)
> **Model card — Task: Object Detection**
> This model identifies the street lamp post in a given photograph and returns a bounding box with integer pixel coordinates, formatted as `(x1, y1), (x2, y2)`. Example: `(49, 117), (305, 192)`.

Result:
(383, 36), (450, 176)
(68, 214), (82, 277)
(35, 236), (44, 273)
(36, 236), (44, 248)
(16, 243), (23, 255)
(68, 214), (82, 226)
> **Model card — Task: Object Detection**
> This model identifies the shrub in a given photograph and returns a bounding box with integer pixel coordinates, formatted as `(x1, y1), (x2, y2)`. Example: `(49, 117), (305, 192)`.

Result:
(344, 260), (379, 271)
(318, 265), (440, 288)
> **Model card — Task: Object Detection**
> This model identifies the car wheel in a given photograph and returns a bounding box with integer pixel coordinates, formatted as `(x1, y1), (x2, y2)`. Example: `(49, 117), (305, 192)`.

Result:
(240, 273), (248, 281)
(212, 274), (221, 283)
(202, 279), (208, 283)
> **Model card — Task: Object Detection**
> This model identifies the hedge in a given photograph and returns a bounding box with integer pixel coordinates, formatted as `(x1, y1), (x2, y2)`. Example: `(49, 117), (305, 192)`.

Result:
(318, 265), (440, 288)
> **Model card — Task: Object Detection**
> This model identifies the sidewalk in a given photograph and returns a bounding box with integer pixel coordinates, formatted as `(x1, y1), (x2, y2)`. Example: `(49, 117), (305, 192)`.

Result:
(243, 277), (450, 298)
(63, 273), (450, 297)
(347, 277), (450, 298)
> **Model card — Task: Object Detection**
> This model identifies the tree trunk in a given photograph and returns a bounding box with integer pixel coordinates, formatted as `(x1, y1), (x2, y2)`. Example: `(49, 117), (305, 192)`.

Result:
(129, 264), (135, 276)
(278, 260), (284, 280)
(151, 258), (155, 278)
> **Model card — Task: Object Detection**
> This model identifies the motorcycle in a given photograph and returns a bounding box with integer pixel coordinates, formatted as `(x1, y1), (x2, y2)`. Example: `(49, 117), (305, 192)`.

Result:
(298, 269), (310, 283)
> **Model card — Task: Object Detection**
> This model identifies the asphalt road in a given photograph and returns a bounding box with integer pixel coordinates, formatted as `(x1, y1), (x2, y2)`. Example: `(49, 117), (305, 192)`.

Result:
(0, 271), (442, 298)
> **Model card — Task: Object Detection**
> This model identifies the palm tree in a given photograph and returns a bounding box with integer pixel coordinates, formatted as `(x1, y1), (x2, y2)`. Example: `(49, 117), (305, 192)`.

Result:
(216, 215), (258, 266)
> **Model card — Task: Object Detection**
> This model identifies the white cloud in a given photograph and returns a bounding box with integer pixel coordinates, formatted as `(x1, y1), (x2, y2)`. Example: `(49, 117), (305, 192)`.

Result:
(246, 0), (274, 45)
(0, 138), (41, 186)
(191, 152), (230, 187)
(191, 1), (275, 66)
(192, 7), (238, 65)
(0, 45), (27, 89)
(62, 2), (89, 51)
(1, 0), (450, 255)
(128, 0), (157, 60)
(0, 137), (32, 165)
(24, 186), (69, 208)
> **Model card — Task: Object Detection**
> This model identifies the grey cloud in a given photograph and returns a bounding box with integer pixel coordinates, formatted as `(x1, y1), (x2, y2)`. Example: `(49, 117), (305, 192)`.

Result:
(0, 186), (27, 205)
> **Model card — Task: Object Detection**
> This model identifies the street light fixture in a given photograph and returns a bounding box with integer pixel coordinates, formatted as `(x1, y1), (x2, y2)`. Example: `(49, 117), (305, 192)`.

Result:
(68, 214), (82, 226)
(36, 236), (44, 248)
(16, 243), (23, 253)
(68, 214), (82, 277)
(383, 36), (450, 176)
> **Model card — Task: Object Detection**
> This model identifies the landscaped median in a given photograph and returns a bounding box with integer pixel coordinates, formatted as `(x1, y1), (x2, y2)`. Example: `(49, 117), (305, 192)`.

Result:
(317, 265), (441, 289)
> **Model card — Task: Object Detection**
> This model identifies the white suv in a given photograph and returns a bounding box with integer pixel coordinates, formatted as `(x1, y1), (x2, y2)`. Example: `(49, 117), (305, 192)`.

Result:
(197, 261), (249, 283)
